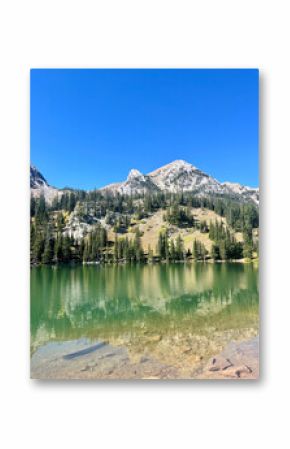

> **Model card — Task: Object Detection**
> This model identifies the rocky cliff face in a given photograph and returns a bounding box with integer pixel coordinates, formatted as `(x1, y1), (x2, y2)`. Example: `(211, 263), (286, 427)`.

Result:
(148, 160), (222, 194)
(30, 165), (59, 202)
(30, 165), (49, 188)
(102, 168), (160, 195)
(222, 182), (259, 205)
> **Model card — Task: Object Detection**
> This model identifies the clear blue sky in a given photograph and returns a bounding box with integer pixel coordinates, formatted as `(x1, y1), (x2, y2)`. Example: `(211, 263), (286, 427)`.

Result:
(31, 69), (259, 189)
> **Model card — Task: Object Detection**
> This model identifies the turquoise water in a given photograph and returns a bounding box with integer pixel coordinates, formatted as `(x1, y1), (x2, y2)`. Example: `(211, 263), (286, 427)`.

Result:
(31, 263), (259, 358)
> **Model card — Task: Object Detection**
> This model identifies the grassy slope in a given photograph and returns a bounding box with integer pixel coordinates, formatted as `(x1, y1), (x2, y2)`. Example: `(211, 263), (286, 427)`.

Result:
(108, 207), (243, 255)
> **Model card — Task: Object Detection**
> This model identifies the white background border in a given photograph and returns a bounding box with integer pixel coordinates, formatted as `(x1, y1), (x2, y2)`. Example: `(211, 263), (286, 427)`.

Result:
(0, 1), (289, 448)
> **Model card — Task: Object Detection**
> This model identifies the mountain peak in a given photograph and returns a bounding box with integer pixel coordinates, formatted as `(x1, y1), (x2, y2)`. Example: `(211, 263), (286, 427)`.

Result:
(146, 159), (212, 193)
(127, 168), (144, 181)
(30, 164), (49, 188)
(32, 161), (259, 206)
(148, 159), (198, 176)
(168, 159), (194, 168)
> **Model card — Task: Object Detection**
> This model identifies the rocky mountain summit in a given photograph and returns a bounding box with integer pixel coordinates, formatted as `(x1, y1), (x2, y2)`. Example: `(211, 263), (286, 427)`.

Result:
(30, 165), (49, 188)
(101, 160), (259, 204)
(148, 160), (225, 194)
(101, 168), (159, 196)
(30, 160), (259, 205)
(30, 165), (59, 202)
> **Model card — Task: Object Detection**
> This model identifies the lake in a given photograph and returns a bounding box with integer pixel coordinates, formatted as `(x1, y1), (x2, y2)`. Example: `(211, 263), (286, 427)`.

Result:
(30, 263), (259, 379)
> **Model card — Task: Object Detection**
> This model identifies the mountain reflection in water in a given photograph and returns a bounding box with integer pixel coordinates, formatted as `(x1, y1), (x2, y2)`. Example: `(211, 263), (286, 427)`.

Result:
(31, 263), (259, 355)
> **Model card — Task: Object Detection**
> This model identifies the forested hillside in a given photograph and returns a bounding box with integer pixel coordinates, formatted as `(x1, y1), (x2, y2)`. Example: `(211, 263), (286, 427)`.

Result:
(30, 186), (259, 265)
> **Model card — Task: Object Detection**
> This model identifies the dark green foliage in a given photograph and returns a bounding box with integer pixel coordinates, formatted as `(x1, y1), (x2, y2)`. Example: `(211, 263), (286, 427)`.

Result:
(164, 205), (194, 227)
(148, 245), (154, 263)
(225, 203), (259, 232)
(199, 220), (209, 233)
(243, 227), (254, 259)
(192, 238), (208, 261)
(30, 187), (258, 264)
(156, 232), (186, 261)
(113, 215), (131, 233)
(42, 188), (258, 232)
(54, 235), (64, 262)
(32, 229), (45, 263)
(62, 235), (72, 261)
(50, 191), (83, 212)
(211, 243), (220, 261)
(30, 197), (36, 217)
(175, 234), (184, 260)
(157, 231), (169, 259)
(56, 212), (65, 235)
(113, 233), (144, 263)
(209, 220), (245, 260)
(35, 195), (48, 223)
(82, 226), (108, 262)
(42, 235), (54, 264)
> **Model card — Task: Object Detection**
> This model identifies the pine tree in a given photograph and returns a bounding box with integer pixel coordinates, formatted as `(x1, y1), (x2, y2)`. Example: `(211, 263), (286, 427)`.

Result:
(200, 243), (207, 261)
(30, 197), (36, 217)
(134, 229), (144, 262)
(33, 230), (45, 262)
(118, 237), (123, 260)
(42, 235), (54, 264)
(211, 244), (220, 260)
(157, 232), (166, 259)
(56, 212), (65, 236)
(114, 235), (119, 262)
(83, 240), (89, 262)
(30, 222), (36, 252)
(62, 235), (72, 261)
(68, 193), (76, 212)
(170, 239), (176, 261)
(36, 194), (47, 223)
(54, 235), (63, 262)
(243, 239), (253, 259)
(186, 248), (191, 259)
(148, 244), (154, 263)
(91, 232), (97, 261)
(100, 227), (107, 248)
(219, 240), (227, 260)
(123, 237), (130, 260)
(192, 238), (198, 260)
(79, 239), (85, 260)
(175, 235), (184, 260)
(164, 233), (170, 261)
(200, 220), (208, 233)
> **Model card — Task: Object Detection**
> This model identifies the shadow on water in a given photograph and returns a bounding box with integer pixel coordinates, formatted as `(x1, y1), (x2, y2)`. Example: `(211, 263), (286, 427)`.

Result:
(63, 342), (107, 360)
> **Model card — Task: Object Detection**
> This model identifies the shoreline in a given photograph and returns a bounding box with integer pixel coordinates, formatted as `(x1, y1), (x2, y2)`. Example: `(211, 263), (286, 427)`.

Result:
(30, 258), (259, 268)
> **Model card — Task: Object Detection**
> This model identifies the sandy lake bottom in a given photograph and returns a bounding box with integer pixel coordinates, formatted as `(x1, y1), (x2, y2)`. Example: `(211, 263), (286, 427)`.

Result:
(31, 263), (259, 380)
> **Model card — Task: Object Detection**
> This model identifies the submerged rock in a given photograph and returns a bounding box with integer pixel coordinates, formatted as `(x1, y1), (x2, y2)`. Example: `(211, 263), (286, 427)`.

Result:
(197, 336), (259, 379)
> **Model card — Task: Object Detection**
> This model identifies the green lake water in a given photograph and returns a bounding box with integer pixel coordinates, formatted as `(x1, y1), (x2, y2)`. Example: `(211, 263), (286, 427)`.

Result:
(31, 263), (259, 364)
